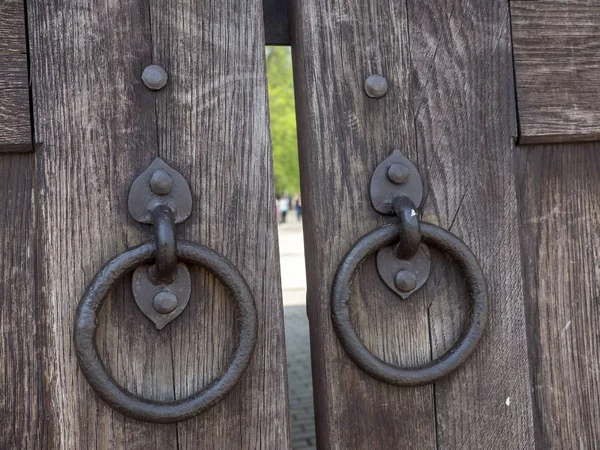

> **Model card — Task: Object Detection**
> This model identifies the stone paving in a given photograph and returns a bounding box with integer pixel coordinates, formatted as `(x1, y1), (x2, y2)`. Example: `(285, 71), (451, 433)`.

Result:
(278, 219), (316, 450)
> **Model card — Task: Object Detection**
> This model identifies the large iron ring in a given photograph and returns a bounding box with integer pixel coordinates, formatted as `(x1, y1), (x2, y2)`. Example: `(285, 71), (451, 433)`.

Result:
(75, 240), (258, 423)
(331, 222), (488, 386)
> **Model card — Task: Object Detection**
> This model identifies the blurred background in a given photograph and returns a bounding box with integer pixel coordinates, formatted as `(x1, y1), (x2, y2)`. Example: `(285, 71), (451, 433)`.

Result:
(266, 47), (315, 450)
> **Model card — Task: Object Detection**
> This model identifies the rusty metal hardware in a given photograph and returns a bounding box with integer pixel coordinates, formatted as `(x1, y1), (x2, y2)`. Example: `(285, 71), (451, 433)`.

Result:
(330, 150), (488, 385)
(74, 158), (258, 422)
(128, 158), (193, 328)
(370, 150), (429, 297)
(142, 64), (168, 90)
(364, 75), (389, 99)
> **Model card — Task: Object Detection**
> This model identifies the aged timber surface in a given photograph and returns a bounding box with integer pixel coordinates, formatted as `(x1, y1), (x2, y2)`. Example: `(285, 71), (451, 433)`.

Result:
(27, 0), (289, 448)
(0, 0), (31, 151)
(0, 154), (46, 449)
(290, 0), (436, 447)
(150, 0), (290, 447)
(511, 1), (600, 144)
(291, 0), (535, 448)
(516, 144), (600, 449)
(407, 1), (535, 448)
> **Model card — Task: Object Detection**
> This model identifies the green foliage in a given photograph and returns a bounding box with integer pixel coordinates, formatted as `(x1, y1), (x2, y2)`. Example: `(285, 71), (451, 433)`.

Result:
(266, 46), (300, 196)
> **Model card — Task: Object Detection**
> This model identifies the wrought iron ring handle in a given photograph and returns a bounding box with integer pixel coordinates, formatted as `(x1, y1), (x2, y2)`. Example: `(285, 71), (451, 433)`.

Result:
(75, 240), (258, 423)
(331, 221), (488, 386)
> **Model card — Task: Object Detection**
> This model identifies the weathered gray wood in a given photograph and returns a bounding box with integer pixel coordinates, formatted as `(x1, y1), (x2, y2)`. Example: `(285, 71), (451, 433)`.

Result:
(28, 0), (289, 448)
(0, 54), (28, 89)
(0, 0), (27, 53)
(511, 1), (600, 144)
(516, 143), (600, 448)
(0, 154), (46, 449)
(0, 0), (32, 152)
(407, 1), (536, 448)
(290, 1), (436, 449)
(28, 1), (177, 446)
(0, 89), (31, 151)
(291, 0), (535, 448)
(150, 1), (290, 447)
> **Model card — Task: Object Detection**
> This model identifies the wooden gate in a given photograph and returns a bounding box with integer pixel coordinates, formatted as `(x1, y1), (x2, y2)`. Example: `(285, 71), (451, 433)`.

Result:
(1, 0), (599, 448)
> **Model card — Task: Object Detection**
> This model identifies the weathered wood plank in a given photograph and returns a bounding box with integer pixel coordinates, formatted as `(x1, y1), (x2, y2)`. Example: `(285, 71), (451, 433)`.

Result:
(28, 0), (289, 447)
(0, 154), (46, 449)
(150, 1), (290, 448)
(516, 143), (600, 448)
(407, 1), (536, 447)
(290, 1), (436, 449)
(0, 88), (31, 151)
(511, 1), (600, 144)
(28, 0), (179, 447)
(0, 0), (27, 53)
(0, 54), (29, 89)
(292, 0), (535, 448)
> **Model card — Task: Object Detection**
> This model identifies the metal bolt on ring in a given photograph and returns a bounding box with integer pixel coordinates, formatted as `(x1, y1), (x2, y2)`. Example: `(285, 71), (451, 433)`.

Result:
(331, 222), (488, 386)
(74, 240), (258, 423)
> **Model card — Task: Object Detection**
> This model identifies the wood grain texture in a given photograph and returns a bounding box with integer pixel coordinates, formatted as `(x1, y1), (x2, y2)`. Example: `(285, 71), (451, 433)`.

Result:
(291, 0), (535, 448)
(0, 0), (27, 53)
(511, 1), (600, 144)
(27, 0), (289, 448)
(290, 1), (436, 448)
(0, 154), (46, 449)
(0, 89), (32, 151)
(407, 1), (535, 448)
(0, 54), (28, 89)
(0, 0), (32, 151)
(516, 144), (600, 449)
(150, 1), (290, 448)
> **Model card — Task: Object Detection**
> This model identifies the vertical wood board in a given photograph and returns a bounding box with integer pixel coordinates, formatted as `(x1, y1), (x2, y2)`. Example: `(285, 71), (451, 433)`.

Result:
(151, 0), (290, 447)
(27, 0), (289, 448)
(290, 0), (436, 448)
(291, 0), (535, 448)
(0, 154), (46, 449)
(406, 0), (535, 447)
(516, 144), (600, 448)
(0, 0), (32, 151)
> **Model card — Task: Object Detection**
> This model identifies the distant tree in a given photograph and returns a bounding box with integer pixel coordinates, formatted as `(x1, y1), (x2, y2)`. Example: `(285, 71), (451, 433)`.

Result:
(266, 47), (300, 196)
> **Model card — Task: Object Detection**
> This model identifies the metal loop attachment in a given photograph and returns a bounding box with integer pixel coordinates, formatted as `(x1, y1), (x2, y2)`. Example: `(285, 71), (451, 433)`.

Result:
(75, 241), (258, 423)
(331, 150), (488, 385)
(75, 158), (258, 422)
(128, 158), (194, 328)
(331, 222), (488, 386)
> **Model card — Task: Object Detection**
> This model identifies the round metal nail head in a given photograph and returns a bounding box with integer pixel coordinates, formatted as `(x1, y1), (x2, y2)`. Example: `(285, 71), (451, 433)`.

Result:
(153, 291), (178, 314)
(142, 65), (168, 90)
(395, 269), (417, 292)
(150, 170), (173, 195)
(387, 163), (411, 184)
(364, 74), (389, 98)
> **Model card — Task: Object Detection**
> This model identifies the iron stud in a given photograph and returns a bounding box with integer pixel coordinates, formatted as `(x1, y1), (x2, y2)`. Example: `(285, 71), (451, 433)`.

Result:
(364, 74), (389, 98)
(153, 291), (178, 314)
(395, 269), (417, 292)
(150, 170), (173, 195)
(142, 64), (168, 91)
(387, 163), (410, 184)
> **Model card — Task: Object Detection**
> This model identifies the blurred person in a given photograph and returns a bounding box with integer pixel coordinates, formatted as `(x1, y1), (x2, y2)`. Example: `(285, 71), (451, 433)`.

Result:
(278, 194), (289, 223)
(293, 193), (302, 221)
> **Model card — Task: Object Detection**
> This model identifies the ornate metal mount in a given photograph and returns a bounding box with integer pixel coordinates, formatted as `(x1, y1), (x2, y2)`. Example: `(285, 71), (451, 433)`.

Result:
(331, 149), (488, 385)
(370, 150), (430, 299)
(128, 158), (193, 329)
(75, 158), (258, 422)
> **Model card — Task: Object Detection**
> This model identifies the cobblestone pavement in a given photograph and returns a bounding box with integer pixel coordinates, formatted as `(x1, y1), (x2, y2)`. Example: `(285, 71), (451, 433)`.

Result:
(278, 219), (316, 450)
